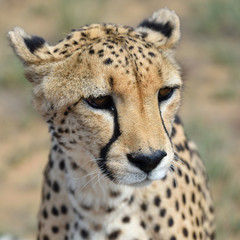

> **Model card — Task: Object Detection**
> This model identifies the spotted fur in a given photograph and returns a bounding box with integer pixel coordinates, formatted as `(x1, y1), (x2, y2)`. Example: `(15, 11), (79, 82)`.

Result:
(8, 8), (215, 240)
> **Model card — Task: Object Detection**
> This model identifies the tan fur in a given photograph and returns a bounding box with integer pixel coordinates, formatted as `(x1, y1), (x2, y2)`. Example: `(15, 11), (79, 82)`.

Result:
(8, 8), (215, 240)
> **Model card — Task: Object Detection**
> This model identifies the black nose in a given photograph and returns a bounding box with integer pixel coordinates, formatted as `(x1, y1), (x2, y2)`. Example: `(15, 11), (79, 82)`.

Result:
(127, 150), (167, 173)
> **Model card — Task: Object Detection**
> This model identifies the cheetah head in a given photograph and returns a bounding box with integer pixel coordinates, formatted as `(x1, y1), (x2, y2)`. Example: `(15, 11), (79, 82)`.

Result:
(8, 8), (182, 186)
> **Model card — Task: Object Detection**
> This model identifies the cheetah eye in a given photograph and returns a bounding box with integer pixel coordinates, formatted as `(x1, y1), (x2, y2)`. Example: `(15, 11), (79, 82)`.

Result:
(158, 87), (175, 102)
(85, 95), (114, 111)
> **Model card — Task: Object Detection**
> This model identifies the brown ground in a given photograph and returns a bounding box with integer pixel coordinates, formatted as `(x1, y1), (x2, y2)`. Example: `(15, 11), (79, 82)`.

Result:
(0, 0), (239, 239)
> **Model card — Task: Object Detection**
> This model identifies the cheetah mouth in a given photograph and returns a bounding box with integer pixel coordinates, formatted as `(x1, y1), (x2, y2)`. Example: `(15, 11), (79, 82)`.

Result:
(101, 164), (170, 187)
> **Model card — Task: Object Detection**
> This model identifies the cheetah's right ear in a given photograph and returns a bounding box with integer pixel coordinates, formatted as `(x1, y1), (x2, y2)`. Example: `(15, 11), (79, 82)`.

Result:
(8, 27), (52, 65)
(136, 8), (180, 50)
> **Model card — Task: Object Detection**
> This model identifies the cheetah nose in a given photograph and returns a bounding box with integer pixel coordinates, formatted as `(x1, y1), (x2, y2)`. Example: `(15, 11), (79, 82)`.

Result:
(127, 150), (167, 173)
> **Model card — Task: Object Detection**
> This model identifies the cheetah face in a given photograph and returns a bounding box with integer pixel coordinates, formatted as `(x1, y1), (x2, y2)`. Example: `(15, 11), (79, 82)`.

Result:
(71, 44), (182, 186)
(8, 9), (182, 186)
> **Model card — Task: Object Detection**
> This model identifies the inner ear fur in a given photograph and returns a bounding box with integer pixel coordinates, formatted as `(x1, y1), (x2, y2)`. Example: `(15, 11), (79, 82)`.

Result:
(136, 8), (180, 50)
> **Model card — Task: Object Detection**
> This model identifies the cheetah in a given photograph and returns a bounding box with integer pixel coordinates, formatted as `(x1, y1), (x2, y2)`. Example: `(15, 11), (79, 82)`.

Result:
(8, 8), (215, 240)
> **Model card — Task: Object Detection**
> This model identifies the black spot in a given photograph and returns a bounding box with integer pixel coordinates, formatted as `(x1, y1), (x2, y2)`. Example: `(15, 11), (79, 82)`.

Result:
(209, 205), (214, 213)
(141, 202), (148, 211)
(43, 235), (49, 240)
(182, 193), (186, 205)
(177, 168), (182, 177)
(166, 188), (171, 198)
(196, 217), (200, 226)
(52, 181), (60, 193)
(148, 51), (155, 57)
(24, 36), (45, 53)
(175, 143), (185, 152)
(46, 192), (51, 201)
(58, 128), (63, 133)
(52, 206), (59, 216)
(170, 236), (176, 240)
(160, 208), (166, 217)
(128, 195), (134, 205)
(154, 195), (161, 207)
(81, 32), (87, 37)
(108, 230), (121, 239)
(182, 227), (188, 237)
(192, 177), (196, 186)
(189, 207), (193, 216)
(175, 200), (179, 211)
(60, 50), (67, 55)
(185, 174), (190, 184)
(192, 192), (196, 203)
(80, 229), (89, 238)
(53, 145), (58, 151)
(52, 226), (59, 233)
(89, 49), (95, 54)
(71, 162), (79, 170)
(42, 208), (48, 219)
(154, 224), (160, 232)
(122, 216), (130, 223)
(103, 58), (113, 65)
(53, 48), (59, 53)
(171, 127), (176, 137)
(110, 191), (121, 198)
(168, 217), (174, 227)
(174, 115), (182, 125)
(59, 160), (65, 171)
(193, 231), (197, 240)
(140, 221), (146, 229)
(61, 205), (68, 214)
(172, 178), (177, 188)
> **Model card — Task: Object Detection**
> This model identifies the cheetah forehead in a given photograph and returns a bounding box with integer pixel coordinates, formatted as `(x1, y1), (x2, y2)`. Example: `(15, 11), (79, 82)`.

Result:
(8, 8), (182, 108)
(51, 24), (146, 59)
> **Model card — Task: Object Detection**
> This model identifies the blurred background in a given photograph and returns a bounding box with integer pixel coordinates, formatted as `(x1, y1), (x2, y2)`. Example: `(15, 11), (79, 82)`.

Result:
(0, 0), (239, 239)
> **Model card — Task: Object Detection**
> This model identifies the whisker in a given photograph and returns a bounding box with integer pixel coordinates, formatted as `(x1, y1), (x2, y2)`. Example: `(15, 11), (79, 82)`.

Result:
(172, 159), (189, 176)
(69, 169), (99, 181)
(80, 174), (98, 191)
(80, 157), (104, 168)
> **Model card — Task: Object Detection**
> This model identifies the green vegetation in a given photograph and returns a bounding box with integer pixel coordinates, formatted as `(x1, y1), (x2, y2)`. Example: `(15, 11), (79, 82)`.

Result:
(57, 0), (107, 32)
(192, 0), (240, 38)
(0, 57), (27, 89)
(185, 119), (230, 180)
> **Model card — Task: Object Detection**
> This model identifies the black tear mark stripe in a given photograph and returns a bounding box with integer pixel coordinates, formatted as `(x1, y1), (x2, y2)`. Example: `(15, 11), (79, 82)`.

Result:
(159, 111), (172, 147)
(138, 20), (173, 38)
(99, 105), (121, 181)
(24, 36), (46, 53)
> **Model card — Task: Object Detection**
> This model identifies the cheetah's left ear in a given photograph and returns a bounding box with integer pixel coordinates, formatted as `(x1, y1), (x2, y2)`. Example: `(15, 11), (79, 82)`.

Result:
(136, 8), (180, 50)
